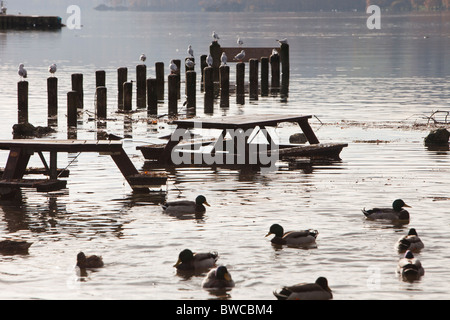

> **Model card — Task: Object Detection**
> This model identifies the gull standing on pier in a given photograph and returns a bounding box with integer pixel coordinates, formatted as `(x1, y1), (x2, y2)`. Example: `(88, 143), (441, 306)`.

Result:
(169, 60), (178, 74)
(220, 52), (227, 66)
(237, 37), (243, 46)
(140, 54), (147, 63)
(48, 63), (57, 76)
(234, 50), (245, 62)
(206, 54), (213, 67)
(18, 63), (27, 81)
(212, 31), (220, 42)
(276, 38), (288, 45)
(187, 45), (194, 58)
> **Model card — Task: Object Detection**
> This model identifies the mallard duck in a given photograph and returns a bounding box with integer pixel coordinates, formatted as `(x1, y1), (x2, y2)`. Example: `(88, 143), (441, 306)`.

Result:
(265, 224), (318, 246)
(397, 250), (424, 282)
(0, 240), (32, 254)
(76, 252), (104, 269)
(174, 249), (218, 271)
(161, 195), (210, 215)
(362, 199), (411, 222)
(273, 277), (333, 300)
(397, 228), (424, 253)
(202, 266), (235, 289)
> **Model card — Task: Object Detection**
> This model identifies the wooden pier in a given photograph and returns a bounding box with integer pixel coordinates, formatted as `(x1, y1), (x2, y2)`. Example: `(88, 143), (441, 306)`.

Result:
(0, 15), (64, 30)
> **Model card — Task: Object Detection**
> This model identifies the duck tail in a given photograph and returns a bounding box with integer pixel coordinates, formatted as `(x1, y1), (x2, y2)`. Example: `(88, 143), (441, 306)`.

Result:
(310, 230), (319, 238)
(273, 290), (288, 300)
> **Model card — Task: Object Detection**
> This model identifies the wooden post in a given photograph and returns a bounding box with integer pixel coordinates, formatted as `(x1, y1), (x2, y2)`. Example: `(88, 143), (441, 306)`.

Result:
(260, 57), (269, 97)
(204, 66), (214, 113)
(249, 59), (259, 100)
(123, 82), (132, 112)
(136, 64), (147, 108)
(67, 91), (78, 128)
(270, 52), (280, 94)
(155, 62), (164, 102)
(209, 41), (221, 82)
(71, 73), (83, 109)
(186, 70), (196, 117)
(168, 74), (178, 116)
(96, 70), (106, 87)
(219, 65), (229, 108)
(236, 62), (245, 105)
(117, 67), (128, 110)
(280, 43), (290, 99)
(18, 81), (28, 124)
(47, 77), (58, 120)
(96, 86), (107, 119)
(200, 55), (207, 92)
(147, 78), (158, 115)
(174, 59), (181, 99)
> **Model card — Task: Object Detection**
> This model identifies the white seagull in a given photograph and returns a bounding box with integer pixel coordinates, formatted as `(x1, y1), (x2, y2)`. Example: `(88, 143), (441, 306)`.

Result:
(18, 63), (27, 81)
(206, 54), (213, 67)
(234, 50), (245, 62)
(276, 38), (288, 45)
(187, 45), (194, 58)
(237, 37), (243, 46)
(169, 60), (178, 74)
(271, 48), (279, 56)
(220, 52), (227, 66)
(185, 58), (195, 69)
(212, 31), (220, 42)
(140, 54), (147, 63)
(48, 63), (57, 76)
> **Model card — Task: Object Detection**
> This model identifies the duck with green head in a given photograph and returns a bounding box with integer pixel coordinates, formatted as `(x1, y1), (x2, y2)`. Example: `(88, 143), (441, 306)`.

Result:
(265, 224), (318, 247)
(362, 199), (411, 222)
(174, 249), (218, 271)
(202, 266), (235, 289)
(273, 277), (333, 300)
(161, 195), (210, 215)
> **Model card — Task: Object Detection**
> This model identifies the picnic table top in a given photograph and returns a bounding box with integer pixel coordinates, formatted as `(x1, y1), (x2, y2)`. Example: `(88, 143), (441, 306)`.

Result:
(0, 140), (123, 152)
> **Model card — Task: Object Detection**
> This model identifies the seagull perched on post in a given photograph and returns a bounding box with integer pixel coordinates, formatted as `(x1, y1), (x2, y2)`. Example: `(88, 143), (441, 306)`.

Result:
(212, 31), (220, 42)
(18, 63), (27, 81)
(187, 45), (194, 58)
(140, 54), (147, 63)
(48, 63), (57, 76)
(237, 37), (243, 46)
(220, 52), (227, 66)
(185, 58), (195, 69)
(276, 38), (288, 45)
(169, 60), (178, 74)
(206, 54), (213, 67)
(234, 50), (245, 62)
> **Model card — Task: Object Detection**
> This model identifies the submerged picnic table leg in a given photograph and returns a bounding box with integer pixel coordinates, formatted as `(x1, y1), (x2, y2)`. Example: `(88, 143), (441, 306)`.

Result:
(297, 119), (319, 144)
(2, 147), (32, 180)
(110, 147), (148, 193)
(159, 127), (189, 164)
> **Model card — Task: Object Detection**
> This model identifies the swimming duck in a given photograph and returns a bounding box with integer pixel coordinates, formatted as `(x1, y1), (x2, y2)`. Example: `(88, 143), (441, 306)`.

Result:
(202, 266), (235, 289)
(397, 250), (424, 282)
(161, 195), (210, 215)
(76, 252), (104, 269)
(273, 277), (333, 300)
(0, 240), (32, 255)
(397, 228), (424, 253)
(362, 199), (411, 222)
(265, 224), (318, 247)
(174, 249), (218, 271)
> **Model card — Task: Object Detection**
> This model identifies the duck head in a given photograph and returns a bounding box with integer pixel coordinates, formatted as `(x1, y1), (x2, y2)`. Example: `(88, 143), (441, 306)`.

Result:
(216, 266), (232, 281)
(393, 199), (411, 212)
(265, 224), (284, 238)
(174, 249), (194, 267)
(196, 195), (210, 207)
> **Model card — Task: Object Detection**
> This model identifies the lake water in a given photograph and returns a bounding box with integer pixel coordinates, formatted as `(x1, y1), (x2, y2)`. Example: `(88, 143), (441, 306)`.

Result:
(1, 8), (450, 300)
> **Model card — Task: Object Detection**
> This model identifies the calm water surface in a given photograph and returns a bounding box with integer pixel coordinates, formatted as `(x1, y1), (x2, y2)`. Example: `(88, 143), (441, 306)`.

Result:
(0, 9), (450, 300)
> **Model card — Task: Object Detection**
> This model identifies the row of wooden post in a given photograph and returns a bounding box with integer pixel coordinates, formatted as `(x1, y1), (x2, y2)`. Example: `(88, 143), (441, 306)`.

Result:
(17, 51), (288, 127)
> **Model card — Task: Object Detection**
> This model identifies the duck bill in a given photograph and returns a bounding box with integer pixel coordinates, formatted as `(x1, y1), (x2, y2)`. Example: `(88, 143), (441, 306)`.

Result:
(265, 232), (273, 238)
(204, 201), (211, 207)
(173, 258), (181, 267)
(224, 272), (232, 281)
(403, 204), (411, 208)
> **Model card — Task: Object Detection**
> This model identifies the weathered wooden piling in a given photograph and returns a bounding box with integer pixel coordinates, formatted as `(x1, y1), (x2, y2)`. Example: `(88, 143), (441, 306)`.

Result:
(96, 86), (107, 119)
(260, 57), (269, 97)
(96, 70), (106, 88)
(136, 64), (147, 108)
(186, 70), (196, 116)
(123, 82), (133, 112)
(219, 65), (230, 108)
(67, 91), (78, 127)
(147, 78), (158, 115)
(71, 73), (83, 109)
(249, 59), (259, 100)
(155, 62), (164, 102)
(174, 59), (181, 99)
(280, 43), (290, 99)
(210, 41), (221, 82)
(270, 52), (280, 94)
(204, 66), (214, 113)
(200, 55), (207, 92)
(236, 62), (245, 105)
(168, 74), (178, 116)
(117, 67), (128, 110)
(47, 77), (58, 120)
(17, 81), (28, 124)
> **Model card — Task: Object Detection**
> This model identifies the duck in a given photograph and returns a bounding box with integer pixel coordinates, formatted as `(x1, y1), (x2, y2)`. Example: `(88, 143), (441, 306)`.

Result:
(362, 199), (411, 222)
(161, 195), (210, 215)
(202, 266), (235, 289)
(273, 277), (333, 300)
(265, 224), (318, 247)
(174, 249), (218, 271)
(397, 228), (424, 253)
(0, 240), (32, 255)
(397, 250), (424, 282)
(76, 252), (104, 269)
